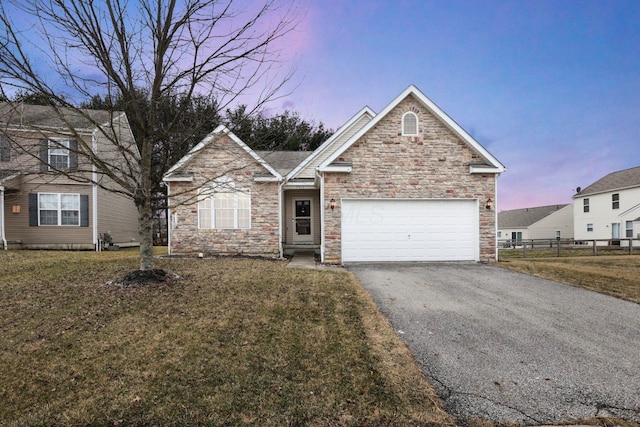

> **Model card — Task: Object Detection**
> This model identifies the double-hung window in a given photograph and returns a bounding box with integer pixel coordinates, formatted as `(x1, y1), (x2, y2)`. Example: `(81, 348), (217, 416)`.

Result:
(48, 139), (70, 170)
(587, 223), (593, 232)
(38, 193), (80, 226)
(612, 193), (619, 210)
(198, 178), (250, 229)
(626, 221), (634, 238)
(583, 198), (589, 213)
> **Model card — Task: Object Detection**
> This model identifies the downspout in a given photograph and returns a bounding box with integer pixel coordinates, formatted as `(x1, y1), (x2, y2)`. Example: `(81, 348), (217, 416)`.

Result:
(317, 169), (325, 263)
(278, 179), (283, 258)
(92, 131), (99, 251)
(165, 181), (171, 255)
(494, 174), (500, 261)
(0, 185), (6, 250)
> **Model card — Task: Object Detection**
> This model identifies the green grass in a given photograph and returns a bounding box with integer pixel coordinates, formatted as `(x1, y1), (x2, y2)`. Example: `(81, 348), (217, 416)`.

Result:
(498, 255), (640, 304)
(0, 250), (452, 426)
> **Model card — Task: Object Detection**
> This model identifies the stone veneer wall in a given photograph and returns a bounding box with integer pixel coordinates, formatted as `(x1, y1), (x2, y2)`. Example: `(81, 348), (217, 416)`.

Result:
(323, 94), (497, 263)
(169, 134), (280, 257)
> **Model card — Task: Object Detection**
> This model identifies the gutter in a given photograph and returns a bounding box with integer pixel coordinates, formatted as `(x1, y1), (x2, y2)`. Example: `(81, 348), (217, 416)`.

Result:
(0, 184), (6, 250)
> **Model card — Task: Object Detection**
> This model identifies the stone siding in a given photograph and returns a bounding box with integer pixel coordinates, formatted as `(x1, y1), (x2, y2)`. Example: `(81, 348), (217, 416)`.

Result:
(323, 94), (497, 263)
(169, 134), (280, 257)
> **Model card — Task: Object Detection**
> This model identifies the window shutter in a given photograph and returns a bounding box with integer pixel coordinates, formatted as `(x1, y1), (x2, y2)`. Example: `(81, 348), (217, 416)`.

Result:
(69, 139), (78, 171)
(0, 137), (9, 161)
(39, 140), (48, 171)
(80, 195), (89, 227)
(29, 193), (39, 226)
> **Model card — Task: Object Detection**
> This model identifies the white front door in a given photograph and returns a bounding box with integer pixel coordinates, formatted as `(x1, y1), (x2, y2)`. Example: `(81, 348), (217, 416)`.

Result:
(293, 199), (313, 243)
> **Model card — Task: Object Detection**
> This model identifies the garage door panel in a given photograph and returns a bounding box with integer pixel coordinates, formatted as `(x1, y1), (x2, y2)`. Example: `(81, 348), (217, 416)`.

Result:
(341, 199), (478, 262)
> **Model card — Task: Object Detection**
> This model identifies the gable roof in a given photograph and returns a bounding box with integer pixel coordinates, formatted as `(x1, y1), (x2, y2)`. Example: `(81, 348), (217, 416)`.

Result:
(0, 102), (115, 131)
(163, 125), (282, 182)
(575, 165), (640, 197)
(499, 204), (569, 228)
(318, 85), (505, 173)
(257, 150), (312, 176)
(286, 106), (376, 180)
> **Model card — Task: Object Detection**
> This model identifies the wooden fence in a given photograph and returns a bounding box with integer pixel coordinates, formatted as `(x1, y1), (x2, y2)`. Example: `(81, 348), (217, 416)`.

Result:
(498, 238), (640, 258)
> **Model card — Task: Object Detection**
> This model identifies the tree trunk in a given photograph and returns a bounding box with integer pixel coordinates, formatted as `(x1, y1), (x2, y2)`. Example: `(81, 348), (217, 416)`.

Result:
(137, 199), (154, 270)
(136, 136), (154, 270)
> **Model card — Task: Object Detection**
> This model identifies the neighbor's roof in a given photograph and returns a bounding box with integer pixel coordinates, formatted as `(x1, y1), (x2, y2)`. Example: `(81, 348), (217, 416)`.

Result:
(0, 102), (115, 130)
(257, 151), (312, 176)
(498, 204), (569, 228)
(576, 165), (640, 197)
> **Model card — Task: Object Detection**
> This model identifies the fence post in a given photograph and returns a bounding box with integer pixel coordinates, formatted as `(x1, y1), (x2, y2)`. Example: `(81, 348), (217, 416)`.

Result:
(593, 240), (597, 256)
(556, 237), (561, 257)
(523, 242), (527, 258)
(630, 239), (633, 255)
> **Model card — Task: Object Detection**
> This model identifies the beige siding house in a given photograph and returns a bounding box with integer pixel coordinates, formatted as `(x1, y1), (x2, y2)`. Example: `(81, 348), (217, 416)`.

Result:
(498, 204), (573, 244)
(0, 103), (139, 250)
(165, 85), (505, 263)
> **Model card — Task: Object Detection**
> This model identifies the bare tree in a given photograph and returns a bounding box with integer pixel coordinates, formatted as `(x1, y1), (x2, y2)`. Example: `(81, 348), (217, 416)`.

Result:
(0, 0), (300, 269)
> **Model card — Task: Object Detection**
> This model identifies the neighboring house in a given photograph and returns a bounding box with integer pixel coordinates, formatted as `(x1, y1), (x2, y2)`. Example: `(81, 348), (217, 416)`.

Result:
(0, 103), (140, 250)
(498, 204), (573, 244)
(164, 85), (505, 263)
(573, 166), (640, 244)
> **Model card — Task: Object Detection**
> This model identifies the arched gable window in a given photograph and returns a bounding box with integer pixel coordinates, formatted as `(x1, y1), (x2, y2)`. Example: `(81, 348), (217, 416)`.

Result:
(198, 176), (251, 229)
(402, 112), (418, 136)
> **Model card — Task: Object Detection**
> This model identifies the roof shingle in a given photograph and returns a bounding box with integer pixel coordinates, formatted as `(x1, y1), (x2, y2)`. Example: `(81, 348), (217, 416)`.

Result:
(499, 204), (569, 228)
(577, 166), (640, 197)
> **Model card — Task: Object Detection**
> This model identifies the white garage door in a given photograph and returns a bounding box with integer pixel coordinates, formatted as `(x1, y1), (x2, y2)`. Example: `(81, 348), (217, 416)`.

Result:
(341, 199), (479, 262)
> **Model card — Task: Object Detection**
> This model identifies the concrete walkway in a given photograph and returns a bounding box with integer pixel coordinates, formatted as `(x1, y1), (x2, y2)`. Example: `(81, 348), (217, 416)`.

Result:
(286, 252), (345, 271)
(286, 252), (317, 269)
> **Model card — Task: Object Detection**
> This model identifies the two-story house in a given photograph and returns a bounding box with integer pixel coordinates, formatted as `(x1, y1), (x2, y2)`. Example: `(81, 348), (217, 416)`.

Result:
(498, 204), (573, 245)
(0, 102), (140, 250)
(573, 166), (640, 245)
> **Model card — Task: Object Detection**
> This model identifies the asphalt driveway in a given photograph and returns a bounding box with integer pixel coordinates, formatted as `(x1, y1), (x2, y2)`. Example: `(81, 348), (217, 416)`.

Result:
(348, 262), (640, 425)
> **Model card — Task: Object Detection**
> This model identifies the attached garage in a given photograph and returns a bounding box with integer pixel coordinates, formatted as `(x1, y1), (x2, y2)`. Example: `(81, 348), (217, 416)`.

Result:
(341, 199), (479, 262)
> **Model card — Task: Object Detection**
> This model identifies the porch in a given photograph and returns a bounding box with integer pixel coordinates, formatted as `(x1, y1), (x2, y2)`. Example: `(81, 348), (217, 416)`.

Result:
(282, 188), (321, 256)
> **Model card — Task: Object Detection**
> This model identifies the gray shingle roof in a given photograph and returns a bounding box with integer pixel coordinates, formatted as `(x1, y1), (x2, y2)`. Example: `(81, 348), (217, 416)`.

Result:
(257, 150), (312, 176)
(498, 204), (569, 228)
(577, 166), (640, 197)
(0, 102), (115, 130)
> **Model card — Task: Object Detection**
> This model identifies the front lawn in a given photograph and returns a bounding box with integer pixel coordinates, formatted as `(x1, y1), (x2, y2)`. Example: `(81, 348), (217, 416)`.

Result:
(0, 250), (452, 426)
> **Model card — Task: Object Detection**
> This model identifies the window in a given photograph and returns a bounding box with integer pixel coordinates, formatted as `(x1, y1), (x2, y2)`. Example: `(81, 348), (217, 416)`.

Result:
(48, 139), (70, 170)
(612, 193), (619, 209)
(198, 178), (250, 229)
(497, 231), (502, 238)
(583, 198), (589, 213)
(39, 138), (77, 171)
(0, 137), (10, 162)
(587, 223), (593, 232)
(402, 112), (418, 136)
(626, 221), (634, 238)
(38, 193), (80, 226)
(556, 231), (561, 239)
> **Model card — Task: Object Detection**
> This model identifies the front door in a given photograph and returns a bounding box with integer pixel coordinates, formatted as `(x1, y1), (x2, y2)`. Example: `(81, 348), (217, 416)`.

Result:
(293, 199), (313, 243)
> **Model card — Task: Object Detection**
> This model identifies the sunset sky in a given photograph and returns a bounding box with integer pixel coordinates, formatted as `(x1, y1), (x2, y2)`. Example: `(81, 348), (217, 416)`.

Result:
(3, 0), (639, 211)
(278, 0), (640, 211)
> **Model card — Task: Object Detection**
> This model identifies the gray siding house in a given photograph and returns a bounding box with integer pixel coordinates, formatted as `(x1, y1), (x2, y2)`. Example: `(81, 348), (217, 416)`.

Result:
(0, 103), (139, 250)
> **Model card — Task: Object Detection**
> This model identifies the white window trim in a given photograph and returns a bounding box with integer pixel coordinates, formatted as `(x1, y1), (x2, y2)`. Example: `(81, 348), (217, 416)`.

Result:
(401, 111), (419, 136)
(197, 179), (251, 230)
(38, 192), (81, 226)
(48, 138), (70, 171)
